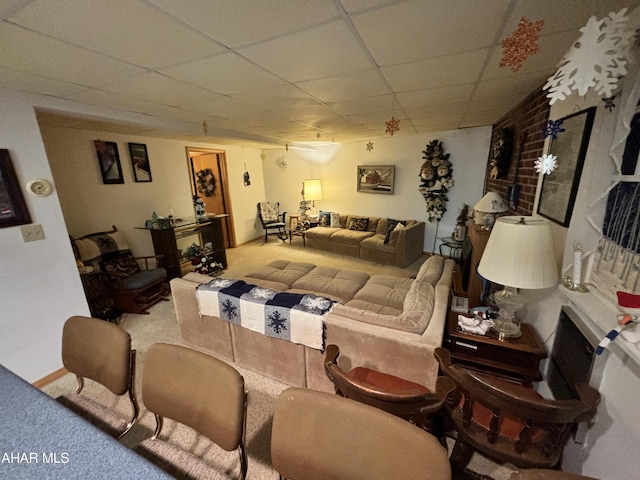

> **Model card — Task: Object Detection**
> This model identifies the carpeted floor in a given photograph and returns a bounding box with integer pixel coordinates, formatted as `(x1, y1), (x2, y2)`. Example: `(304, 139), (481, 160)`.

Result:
(42, 238), (517, 479)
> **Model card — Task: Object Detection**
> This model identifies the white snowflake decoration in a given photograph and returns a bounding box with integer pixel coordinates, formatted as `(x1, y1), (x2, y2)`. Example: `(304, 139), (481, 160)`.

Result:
(544, 9), (633, 104)
(251, 287), (276, 300)
(534, 154), (557, 175)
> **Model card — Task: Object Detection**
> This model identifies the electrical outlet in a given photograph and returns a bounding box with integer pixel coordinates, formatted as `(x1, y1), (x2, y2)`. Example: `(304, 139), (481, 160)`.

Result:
(21, 224), (45, 242)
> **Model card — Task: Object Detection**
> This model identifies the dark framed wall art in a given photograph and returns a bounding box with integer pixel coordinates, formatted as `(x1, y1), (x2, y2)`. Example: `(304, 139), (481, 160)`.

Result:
(94, 140), (124, 184)
(537, 107), (596, 227)
(357, 165), (395, 194)
(128, 143), (152, 182)
(0, 149), (32, 228)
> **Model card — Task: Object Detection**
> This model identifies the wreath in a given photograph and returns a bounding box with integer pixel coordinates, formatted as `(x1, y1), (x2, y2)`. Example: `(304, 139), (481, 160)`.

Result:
(418, 140), (454, 222)
(196, 168), (216, 197)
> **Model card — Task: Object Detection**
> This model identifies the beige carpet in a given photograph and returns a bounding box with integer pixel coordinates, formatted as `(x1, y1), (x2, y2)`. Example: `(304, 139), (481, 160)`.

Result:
(42, 239), (516, 479)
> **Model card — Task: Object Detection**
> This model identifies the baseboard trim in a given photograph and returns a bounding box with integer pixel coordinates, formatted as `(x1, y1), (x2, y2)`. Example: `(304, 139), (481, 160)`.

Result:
(33, 367), (68, 388)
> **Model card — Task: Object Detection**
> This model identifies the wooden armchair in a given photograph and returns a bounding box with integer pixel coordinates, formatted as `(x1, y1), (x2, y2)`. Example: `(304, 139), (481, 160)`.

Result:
(257, 201), (287, 242)
(73, 226), (169, 315)
(324, 344), (454, 442)
(434, 348), (600, 479)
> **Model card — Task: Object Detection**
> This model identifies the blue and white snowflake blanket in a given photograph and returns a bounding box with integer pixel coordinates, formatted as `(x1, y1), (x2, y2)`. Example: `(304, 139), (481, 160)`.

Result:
(196, 278), (337, 351)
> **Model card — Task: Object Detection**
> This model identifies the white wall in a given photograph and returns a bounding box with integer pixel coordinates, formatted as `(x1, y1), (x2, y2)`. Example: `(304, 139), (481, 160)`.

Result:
(262, 126), (492, 252)
(0, 94), (89, 382)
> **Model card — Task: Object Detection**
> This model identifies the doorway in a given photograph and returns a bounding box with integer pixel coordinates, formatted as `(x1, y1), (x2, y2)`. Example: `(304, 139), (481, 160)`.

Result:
(186, 147), (236, 249)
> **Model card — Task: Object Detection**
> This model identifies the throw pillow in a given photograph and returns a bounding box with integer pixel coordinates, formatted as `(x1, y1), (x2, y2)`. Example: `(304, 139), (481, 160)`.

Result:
(348, 217), (369, 231)
(384, 218), (405, 244)
(318, 210), (332, 227)
(330, 212), (341, 228)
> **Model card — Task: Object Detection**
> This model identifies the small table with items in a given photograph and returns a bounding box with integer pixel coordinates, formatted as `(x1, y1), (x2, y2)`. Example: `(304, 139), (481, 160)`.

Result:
(438, 236), (464, 259)
(443, 310), (547, 387)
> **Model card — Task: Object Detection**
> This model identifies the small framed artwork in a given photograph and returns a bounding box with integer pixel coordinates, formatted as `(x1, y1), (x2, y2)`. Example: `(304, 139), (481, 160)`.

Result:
(128, 143), (152, 182)
(537, 107), (596, 227)
(357, 165), (395, 194)
(0, 149), (32, 228)
(94, 140), (124, 184)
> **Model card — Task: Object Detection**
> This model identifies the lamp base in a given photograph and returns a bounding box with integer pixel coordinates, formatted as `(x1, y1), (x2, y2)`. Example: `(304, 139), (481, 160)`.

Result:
(491, 319), (522, 341)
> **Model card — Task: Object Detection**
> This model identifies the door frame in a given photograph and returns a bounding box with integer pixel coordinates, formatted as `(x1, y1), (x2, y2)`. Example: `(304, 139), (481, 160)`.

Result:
(186, 147), (236, 248)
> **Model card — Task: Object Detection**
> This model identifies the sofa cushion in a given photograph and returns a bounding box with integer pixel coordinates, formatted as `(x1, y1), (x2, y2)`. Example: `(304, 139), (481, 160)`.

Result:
(291, 266), (369, 303)
(244, 260), (316, 289)
(305, 226), (341, 241)
(415, 255), (444, 285)
(352, 275), (413, 312)
(330, 228), (375, 245)
(360, 234), (396, 253)
(330, 212), (341, 228)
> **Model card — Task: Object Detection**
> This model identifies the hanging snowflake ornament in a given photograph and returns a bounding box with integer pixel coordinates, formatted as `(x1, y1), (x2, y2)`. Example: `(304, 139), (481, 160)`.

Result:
(534, 154), (558, 175)
(260, 152), (266, 161)
(541, 119), (565, 139)
(544, 9), (633, 104)
(366, 141), (374, 152)
(603, 95), (616, 111)
(385, 116), (400, 136)
(499, 17), (545, 73)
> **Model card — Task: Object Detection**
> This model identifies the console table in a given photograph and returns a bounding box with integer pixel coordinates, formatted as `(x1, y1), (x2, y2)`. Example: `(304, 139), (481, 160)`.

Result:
(444, 311), (547, 387)
(143, 215), (227, 280)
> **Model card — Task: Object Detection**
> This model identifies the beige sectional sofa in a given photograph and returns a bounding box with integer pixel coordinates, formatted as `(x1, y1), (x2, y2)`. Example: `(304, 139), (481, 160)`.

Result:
(171, 255), (454, 393)
(305, 215), (426, 268)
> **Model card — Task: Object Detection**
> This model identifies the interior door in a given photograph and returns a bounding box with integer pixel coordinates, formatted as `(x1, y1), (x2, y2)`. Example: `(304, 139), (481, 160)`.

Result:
(187, 148), (235, 248)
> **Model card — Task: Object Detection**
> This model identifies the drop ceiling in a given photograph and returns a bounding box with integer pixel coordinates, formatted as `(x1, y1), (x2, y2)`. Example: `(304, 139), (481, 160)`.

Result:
(1, 0), (636, 149)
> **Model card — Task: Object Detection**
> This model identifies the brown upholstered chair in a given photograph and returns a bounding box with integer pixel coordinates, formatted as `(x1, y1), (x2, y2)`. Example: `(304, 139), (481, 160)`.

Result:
(135, 343), (247, 480)
(257, 201), (287, 242)
(434, 348), (600, 479)
(324, 343), (454, 442)
(56, 315), (139, 439)
(271, 387), (451, 480)
(509, 470), (599, 480)
(73, 225), (169, 315)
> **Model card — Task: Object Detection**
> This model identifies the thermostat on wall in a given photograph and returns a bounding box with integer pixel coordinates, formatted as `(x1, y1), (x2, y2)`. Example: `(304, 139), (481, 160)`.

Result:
(26, 179), (53, 197)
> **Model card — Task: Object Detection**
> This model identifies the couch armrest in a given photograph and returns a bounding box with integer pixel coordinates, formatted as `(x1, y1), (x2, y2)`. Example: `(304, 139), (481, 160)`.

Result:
(393, 221), (425, 266)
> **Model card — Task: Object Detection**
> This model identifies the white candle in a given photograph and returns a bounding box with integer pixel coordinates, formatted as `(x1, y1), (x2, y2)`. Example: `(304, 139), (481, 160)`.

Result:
(573, 244), (583, 286)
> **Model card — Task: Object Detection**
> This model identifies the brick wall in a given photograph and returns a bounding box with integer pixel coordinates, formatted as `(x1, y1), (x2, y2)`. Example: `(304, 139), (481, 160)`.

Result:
(484, 83), (550, 215)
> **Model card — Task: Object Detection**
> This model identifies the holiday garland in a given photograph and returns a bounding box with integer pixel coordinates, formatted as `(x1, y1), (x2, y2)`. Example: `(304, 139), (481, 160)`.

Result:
(419, 140), (454, 222)
(196, 168), (216, 197)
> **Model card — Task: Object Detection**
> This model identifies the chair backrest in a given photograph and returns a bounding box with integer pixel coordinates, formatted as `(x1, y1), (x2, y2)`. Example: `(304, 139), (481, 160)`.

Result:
(324, 344), (454, 431)
(73, 225), (141, 279)
(434, 347), (600, 469)
(142, 343), (246, 452)
(271, 387), (451, 480)
(258, 201), (280, 225)
(62, 315), (133, 396)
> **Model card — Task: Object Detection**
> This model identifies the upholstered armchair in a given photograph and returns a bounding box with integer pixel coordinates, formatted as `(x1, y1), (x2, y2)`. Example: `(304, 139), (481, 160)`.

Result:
(73, 226), (169, 315)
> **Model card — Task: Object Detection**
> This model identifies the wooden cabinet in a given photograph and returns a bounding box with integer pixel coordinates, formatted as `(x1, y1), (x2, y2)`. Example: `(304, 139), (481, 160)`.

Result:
(146, 216), (227, 280)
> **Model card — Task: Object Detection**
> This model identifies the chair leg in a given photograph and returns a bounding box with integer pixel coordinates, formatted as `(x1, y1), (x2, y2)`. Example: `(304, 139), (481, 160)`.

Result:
(450, 438), (475, 480)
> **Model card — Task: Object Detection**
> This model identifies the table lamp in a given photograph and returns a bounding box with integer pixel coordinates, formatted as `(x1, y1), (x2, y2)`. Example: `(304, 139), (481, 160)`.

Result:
(477, 216), (558, 340)
(302, 179), (323, 217)
(473, 191), (508, 230)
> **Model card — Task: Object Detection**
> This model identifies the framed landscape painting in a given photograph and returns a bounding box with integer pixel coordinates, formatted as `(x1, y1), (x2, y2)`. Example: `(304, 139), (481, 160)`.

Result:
(357, 165), (395, 194)
(0, 149), (32, 228)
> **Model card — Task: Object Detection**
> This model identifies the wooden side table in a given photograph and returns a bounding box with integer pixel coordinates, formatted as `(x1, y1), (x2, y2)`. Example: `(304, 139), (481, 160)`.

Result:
(444, 311), (547, 387)
(289, 229), (307, 246)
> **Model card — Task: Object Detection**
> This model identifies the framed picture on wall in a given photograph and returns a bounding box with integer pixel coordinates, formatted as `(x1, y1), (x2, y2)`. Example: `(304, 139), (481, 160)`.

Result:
(537, 107), (596, 227)
(94, 140), (124, 184)
(357, 165), (395, 194)
(128, 143), (152, 182)
(0, 149), (32, 228)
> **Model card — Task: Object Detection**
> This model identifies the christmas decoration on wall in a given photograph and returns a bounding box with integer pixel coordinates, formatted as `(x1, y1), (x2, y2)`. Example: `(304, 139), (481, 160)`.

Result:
(418, 140), (454, 222)
(260, 152), (266, 161)
(499, 16), (545, 73)
(385, 116), (400, 136)
(544, 9), (633, 104)
(366, 141), (374, 152)
(277, 157), (288, 169)
(196, 168), (216, 196)
(603, 95), (616, 111)
(534, 154), (558, 175)
(488, 127), (514, 179)
(541, 119), (566, 139)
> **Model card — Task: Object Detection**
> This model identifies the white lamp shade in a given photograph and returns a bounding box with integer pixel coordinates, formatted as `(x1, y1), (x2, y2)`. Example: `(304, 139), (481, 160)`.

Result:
(474, 191), (508, 213)
(303, 179), (323, 201)
(478, 216), (558, 289)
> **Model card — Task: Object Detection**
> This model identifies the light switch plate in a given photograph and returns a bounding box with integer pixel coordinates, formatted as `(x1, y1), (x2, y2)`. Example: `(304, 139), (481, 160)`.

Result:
(21, 224), (45, 242)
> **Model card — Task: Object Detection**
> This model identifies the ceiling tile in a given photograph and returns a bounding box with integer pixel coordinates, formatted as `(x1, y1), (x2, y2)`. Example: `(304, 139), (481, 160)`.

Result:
(238, 20), (374, 83)
(66, 89), (168, 114)
(0, 67), (88, 96)
(8, 0), (224, 68)
(233, 84), (322, 111)
(396, 84), (475, 110)
(296, 69), (391, 103)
